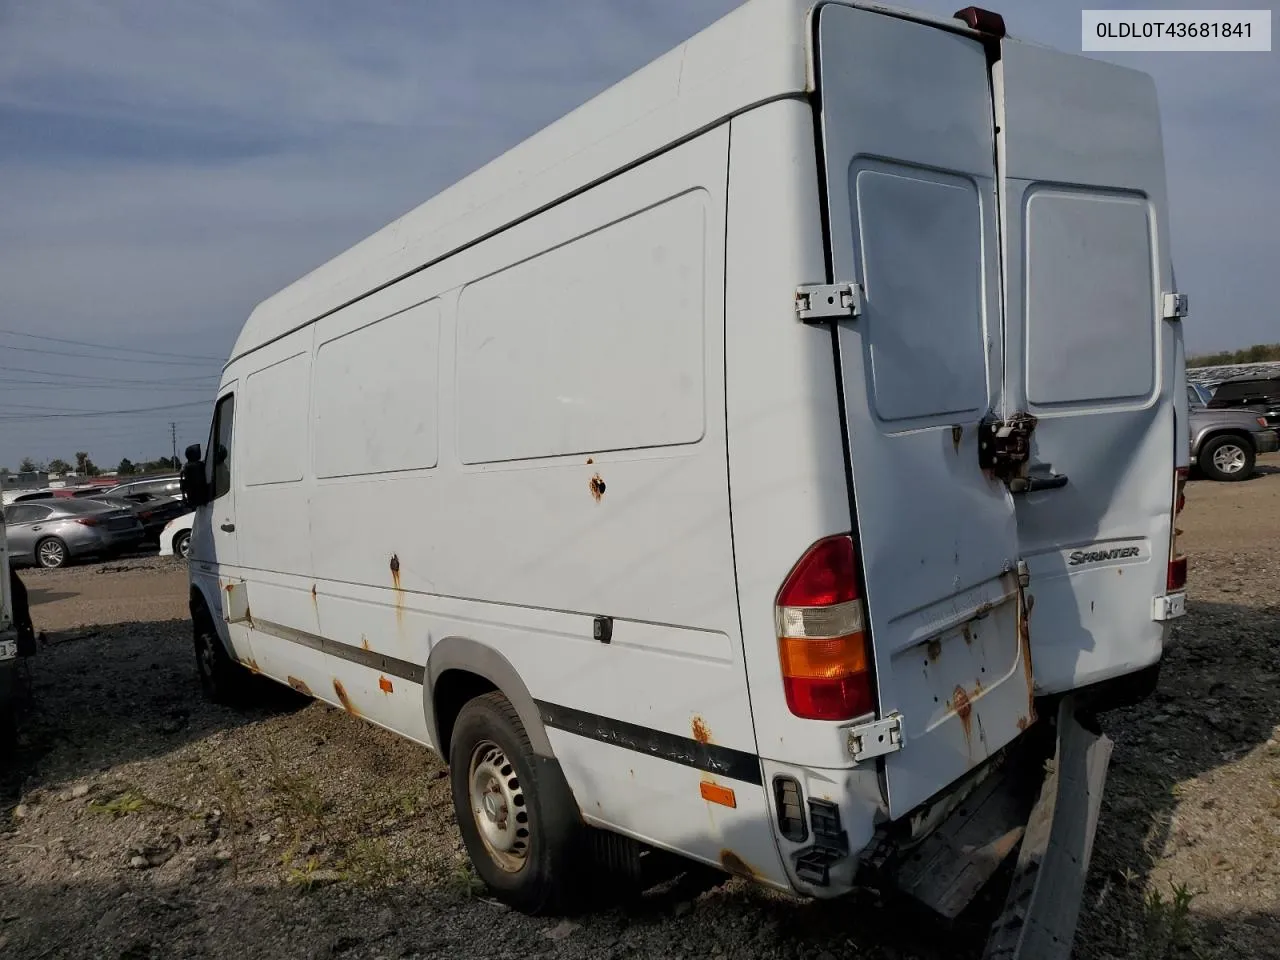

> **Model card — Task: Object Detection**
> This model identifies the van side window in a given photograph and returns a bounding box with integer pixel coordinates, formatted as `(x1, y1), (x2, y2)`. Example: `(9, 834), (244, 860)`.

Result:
(208, 394), (235, 500)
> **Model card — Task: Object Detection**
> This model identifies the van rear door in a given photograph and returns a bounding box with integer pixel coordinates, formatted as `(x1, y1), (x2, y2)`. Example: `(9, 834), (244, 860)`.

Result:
(814, 6), (1032, 818)
(994, 41), (1180, 694)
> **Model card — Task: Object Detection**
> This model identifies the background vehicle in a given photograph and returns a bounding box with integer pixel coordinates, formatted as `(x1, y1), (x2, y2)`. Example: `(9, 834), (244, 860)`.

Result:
(2, 499), (144, 568)
(1187, 385), (1278, 480)
(181, 3), (1184, 955)
(0, 512), (20, 739)
(85, 494), (188, 546)
(1205, 374), (1280, 430)
(157, 510), (194, 559)
(98, 475), (182, 501)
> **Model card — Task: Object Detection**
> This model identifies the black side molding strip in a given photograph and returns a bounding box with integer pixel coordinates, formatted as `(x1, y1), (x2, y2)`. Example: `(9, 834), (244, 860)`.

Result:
(251, 618), (425, 685)
(535, 699), (763, 786)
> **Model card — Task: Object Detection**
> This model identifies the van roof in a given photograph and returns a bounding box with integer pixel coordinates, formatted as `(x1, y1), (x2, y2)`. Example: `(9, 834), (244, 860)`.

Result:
(230, 1), (986, 366)
(230, 0), (817, 364)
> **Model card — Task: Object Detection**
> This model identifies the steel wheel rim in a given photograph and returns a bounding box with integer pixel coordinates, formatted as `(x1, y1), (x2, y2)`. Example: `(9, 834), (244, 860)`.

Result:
(176, 533), (190, 558)
(1213, 443), (1246, 473)
(38, 540), (65, 567)
(467, 739), (529, 872)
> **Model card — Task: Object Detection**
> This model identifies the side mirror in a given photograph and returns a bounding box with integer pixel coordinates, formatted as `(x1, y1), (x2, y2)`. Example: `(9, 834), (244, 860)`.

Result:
(185, 443), (202, 464)
(180, 461), (210, 509)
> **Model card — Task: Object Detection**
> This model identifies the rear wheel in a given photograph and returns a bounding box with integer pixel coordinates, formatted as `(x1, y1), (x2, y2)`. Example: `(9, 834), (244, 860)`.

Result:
(173, 530), (191, 559)
(34, 537), (68, 569)
(192, 603), (252, 704)
(1200, 434), (1254, 482)
(449, 692), (583, 914)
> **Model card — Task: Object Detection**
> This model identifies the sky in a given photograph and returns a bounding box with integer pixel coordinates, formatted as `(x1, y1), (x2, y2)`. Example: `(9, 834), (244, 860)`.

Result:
(1, 0), (1275, 472)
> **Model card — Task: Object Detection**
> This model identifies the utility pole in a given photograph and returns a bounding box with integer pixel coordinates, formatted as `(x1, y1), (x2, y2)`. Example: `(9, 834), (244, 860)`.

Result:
(170, 422), (178, 469)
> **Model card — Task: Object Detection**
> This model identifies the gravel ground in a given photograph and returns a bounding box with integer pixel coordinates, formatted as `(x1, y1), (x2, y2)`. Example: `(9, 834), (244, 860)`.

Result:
(2, 456), (1278, 960)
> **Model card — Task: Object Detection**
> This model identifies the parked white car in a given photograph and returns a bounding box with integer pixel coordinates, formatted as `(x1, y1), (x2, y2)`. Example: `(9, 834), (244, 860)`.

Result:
(157, 511), (194, 559)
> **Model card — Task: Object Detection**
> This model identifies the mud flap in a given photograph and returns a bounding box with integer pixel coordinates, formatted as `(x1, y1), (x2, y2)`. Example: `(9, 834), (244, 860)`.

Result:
(983, 696), (1113, 960)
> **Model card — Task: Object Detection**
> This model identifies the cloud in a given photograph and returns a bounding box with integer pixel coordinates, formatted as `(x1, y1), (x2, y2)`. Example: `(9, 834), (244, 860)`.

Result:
(0, 0), (1274, 466)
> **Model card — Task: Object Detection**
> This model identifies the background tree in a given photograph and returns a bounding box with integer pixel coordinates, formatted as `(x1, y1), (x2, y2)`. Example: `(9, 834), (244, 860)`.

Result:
(18, 457), (38, 473)
(117, 458), (136, 476)
(47, 458), (72, 475)
(73, 451), (100, 477)
(1189, 342), (1280, 367)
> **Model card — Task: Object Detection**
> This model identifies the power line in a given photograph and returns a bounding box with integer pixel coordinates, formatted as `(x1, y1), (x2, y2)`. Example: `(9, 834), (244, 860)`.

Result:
(0, 343), (219, 366)
(0, 364), (216, 385)
(0, 381), (212, 391)
(0, 400), (210, 421)
(0, 327), (225, 362)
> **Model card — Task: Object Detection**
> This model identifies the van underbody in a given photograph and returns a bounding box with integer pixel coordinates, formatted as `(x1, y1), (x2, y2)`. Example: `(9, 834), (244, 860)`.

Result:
(184, 3), (1186, 957)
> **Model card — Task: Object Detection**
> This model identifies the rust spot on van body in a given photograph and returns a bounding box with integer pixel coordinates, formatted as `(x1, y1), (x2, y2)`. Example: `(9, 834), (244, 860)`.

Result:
(586, 457), (594, 465)
(953, 685), (973, 745)
(692, 716), (712, 744)
(589, 474), (607, 502)
(243, 657), (260, 674)
(310, 583), (318, 604)
(1016, 586), (1038, 727)
(951, 424), (963, 452)
(389, 554), (401, 587)
(378, 676), (394, 694)
(926, 639), (942, 663)
(333, 679), (358, 716)
(287, 676), (312, 697)
(360, 634), (371, 651)
(720, 850), (758, 880)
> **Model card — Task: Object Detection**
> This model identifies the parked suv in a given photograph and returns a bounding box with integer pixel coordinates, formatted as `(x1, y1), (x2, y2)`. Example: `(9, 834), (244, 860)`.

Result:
(1205, 374), (1280, 430)
(1188, 385), (1279, 481)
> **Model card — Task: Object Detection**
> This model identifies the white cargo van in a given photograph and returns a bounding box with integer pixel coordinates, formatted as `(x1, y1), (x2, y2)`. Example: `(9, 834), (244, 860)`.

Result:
(181, 2), (1189, 954)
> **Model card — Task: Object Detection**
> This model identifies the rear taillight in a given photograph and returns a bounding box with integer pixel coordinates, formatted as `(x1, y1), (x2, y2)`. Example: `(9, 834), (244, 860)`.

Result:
(776, 536), (875, 721)
(75, 517), (100, 527)
(1168, 467), (1188, 591)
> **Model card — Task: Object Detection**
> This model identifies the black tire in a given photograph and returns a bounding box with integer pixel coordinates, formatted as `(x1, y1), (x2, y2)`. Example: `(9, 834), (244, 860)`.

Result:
(34, 537), (68, 569)
(173, 530), (191, 559)
(192, 603), (252, 704)
(449, 692), (583, 914)
(1199, 434), (1255, 482)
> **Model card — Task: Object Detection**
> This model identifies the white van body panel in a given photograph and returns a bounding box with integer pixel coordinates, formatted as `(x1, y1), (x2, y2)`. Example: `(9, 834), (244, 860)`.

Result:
(231, 0), (816, 361)
(190, 0), (1182, 906)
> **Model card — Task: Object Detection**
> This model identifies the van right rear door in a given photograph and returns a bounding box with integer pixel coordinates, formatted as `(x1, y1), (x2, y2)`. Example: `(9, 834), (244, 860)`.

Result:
(993, 40), (1182, 695)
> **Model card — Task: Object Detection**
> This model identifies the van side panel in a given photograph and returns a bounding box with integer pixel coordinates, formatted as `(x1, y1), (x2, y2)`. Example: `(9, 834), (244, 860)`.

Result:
(228, 126), (786, 882)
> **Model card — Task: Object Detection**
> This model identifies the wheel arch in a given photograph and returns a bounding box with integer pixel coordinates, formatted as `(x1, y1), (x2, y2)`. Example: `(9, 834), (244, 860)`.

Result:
(426, 637), (555, 761)
(1197, 428), (1256, 453)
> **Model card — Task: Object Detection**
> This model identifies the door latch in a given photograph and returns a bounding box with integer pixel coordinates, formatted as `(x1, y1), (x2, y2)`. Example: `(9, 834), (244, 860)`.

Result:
(847, 714), (905, 763)
(796, 282), (862, 322)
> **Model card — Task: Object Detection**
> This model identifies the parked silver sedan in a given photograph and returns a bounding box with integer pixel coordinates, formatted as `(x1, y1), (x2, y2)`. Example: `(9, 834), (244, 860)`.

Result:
(2, 498), (145, 568)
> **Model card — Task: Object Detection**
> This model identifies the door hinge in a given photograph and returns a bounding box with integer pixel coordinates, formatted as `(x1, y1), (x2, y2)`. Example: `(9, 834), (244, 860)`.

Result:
(1162, 292), (1189, 321)
(796, 282), (862, 322)
(847, 713), (905, 763)
(1152, 592), (1186, 621)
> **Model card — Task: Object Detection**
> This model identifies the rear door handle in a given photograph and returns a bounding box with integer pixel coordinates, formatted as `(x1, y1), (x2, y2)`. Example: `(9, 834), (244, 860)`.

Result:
(220, 522), (236, 532)
(1010, 473), (1069, 494)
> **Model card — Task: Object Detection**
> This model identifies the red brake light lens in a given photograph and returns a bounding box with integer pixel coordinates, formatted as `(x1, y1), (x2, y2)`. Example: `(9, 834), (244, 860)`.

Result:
(953, 6), (1007, 37)
(777, 536), (858, 608)
(1168, 467), (1188, 591)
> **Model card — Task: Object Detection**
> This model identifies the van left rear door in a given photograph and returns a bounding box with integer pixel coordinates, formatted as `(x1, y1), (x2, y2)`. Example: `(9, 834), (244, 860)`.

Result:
(814, 5), (1031, 818)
